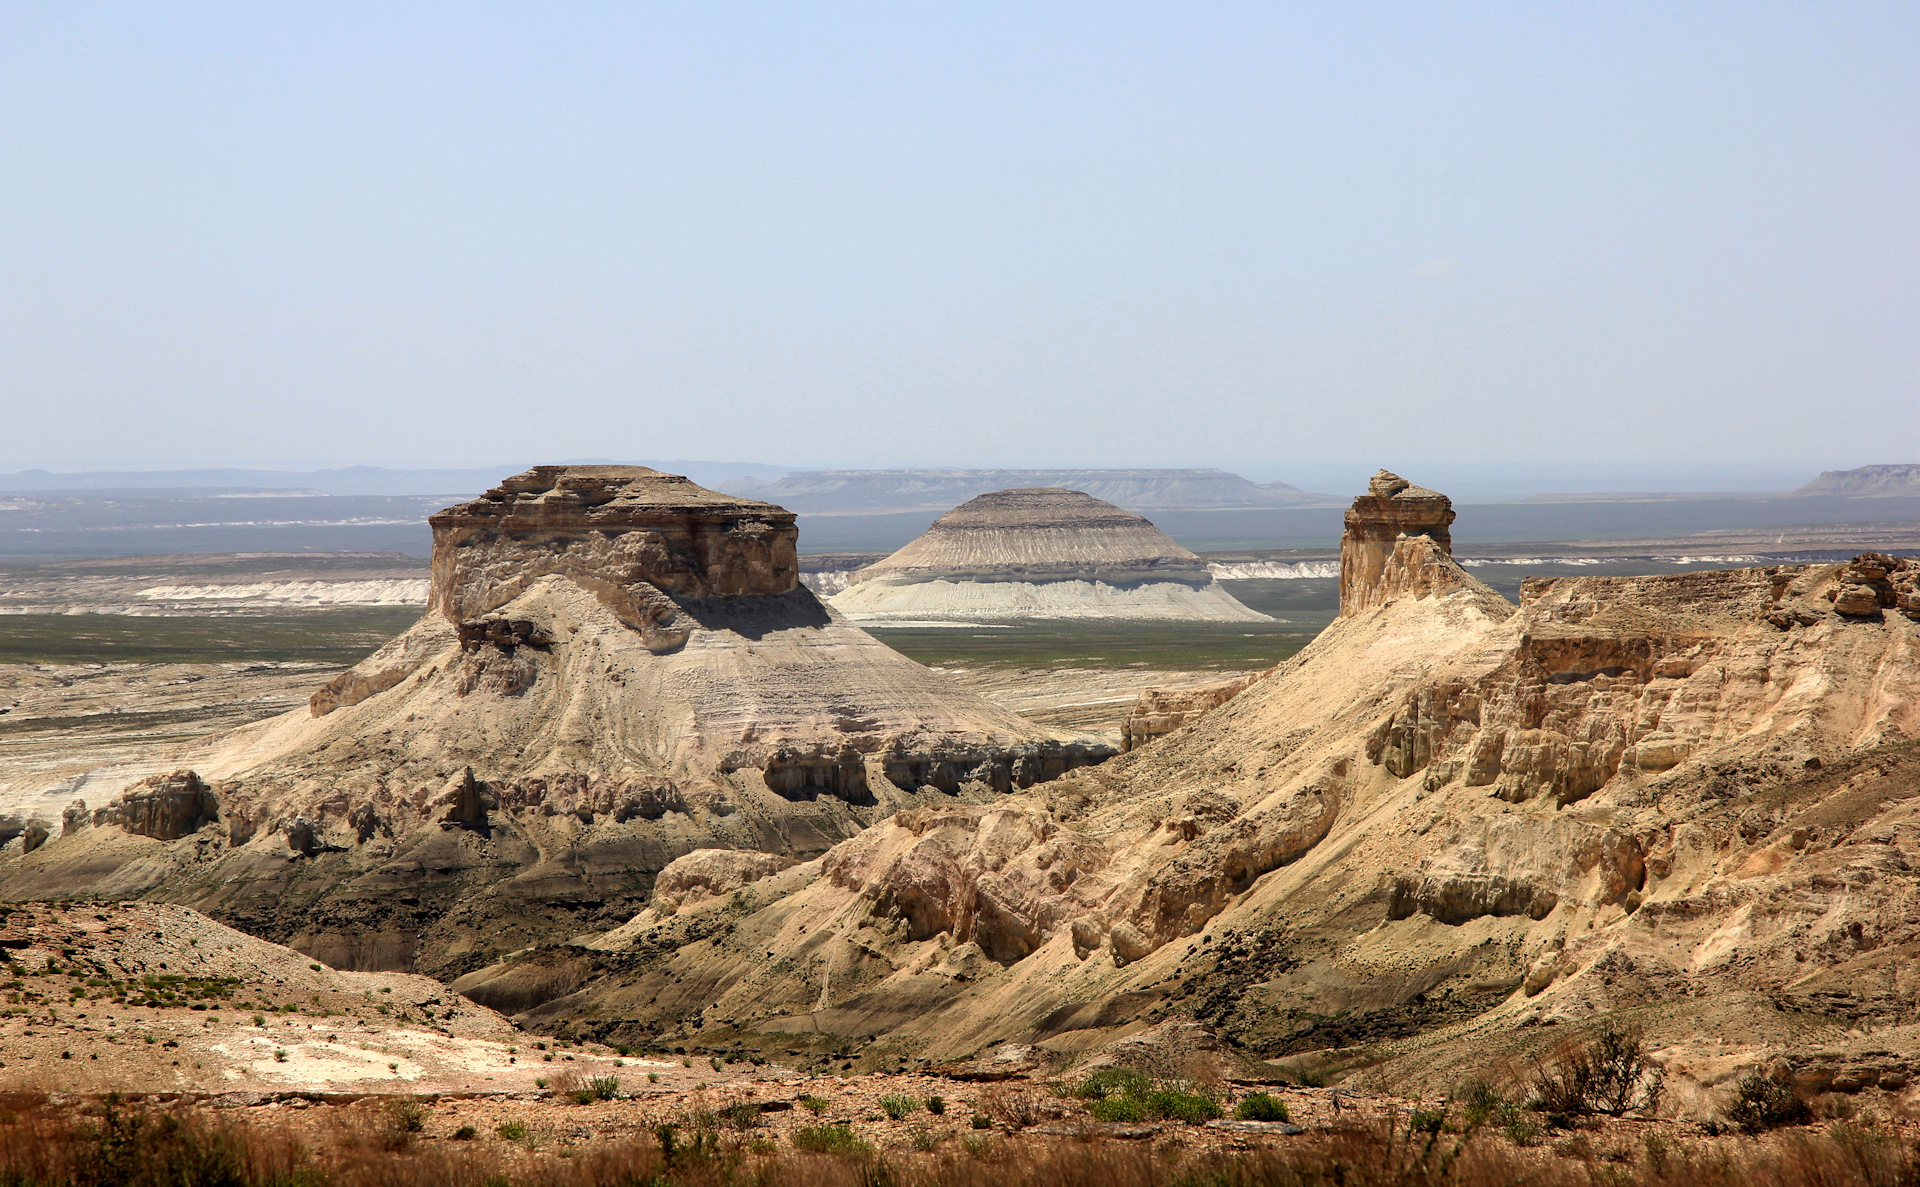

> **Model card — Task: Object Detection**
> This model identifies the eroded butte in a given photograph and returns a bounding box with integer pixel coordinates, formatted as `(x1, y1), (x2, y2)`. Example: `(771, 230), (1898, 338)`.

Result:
(0, 467), (1112, 978)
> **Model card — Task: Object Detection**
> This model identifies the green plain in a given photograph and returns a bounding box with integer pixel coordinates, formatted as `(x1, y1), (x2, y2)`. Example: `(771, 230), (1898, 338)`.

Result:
(0, 609), (423, 665)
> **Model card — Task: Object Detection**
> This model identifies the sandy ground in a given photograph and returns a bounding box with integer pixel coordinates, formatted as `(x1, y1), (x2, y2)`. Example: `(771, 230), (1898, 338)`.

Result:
(0, 662), (340, 815)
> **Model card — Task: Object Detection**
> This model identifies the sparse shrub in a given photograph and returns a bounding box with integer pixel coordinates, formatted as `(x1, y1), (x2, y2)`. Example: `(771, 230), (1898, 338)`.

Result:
(1529, 1026), (1663, 1118)
(791, 1123), (871, 1157)
(1235, 1093), (1289, 1122)
(971, 1115), (991, 1129)
(1723, 1069), (1812, 1133)
(710, 1056), (723, 1072)
(719, 1103), (763, 1129)
(798, 1095), (829, 1115)
(1408, 1108), (1448, 1134)
(534, 1077), (549, 1089)
(272, 1049), (287, 1063)
(879, 1093), (919, 1120)
(926, 1095), (946, 1115)
(496, 1120), (528, 1141)
(589, 1075), (620, 1101)
(648, 1072), (660, 1084)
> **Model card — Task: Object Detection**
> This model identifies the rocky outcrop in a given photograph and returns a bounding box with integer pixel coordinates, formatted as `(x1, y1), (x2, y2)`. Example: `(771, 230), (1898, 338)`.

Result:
(1828, 553), (1920, 619)
(1339, 470), (1488, 617)
(650, 849), (798, 915)
(827, 805), (1112, 965)
(1121, 675), (1262, 751)
(94, 770), (218, 840)
(832, 489), (1271, 623)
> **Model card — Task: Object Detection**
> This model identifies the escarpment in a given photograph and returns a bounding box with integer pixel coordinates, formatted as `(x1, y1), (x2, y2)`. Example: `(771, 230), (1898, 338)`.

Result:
(2, 467), (1112, 974)
(830, 488), (1270, 622)
(480, 472), (1920, 1114)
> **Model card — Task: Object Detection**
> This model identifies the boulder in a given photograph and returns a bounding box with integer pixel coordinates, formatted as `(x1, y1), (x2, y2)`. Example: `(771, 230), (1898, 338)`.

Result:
(98, 771), (218, 840)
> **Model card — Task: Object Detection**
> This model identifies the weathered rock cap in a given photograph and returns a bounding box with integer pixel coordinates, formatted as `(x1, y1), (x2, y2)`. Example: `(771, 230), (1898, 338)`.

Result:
(428, 465), (800, 619)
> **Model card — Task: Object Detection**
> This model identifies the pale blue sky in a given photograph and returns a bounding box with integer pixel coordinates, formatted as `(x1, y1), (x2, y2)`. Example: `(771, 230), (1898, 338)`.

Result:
(3, 3), (1915, 473)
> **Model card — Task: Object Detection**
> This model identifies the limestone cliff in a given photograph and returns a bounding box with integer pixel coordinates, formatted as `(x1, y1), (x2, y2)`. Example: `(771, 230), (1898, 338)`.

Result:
(831, 488), (1270, 623)
(2, 467), (1111, 975)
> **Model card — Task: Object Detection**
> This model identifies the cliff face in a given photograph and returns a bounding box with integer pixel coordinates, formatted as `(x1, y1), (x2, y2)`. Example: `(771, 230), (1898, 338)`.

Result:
(495, 472), (1920, 1115)
(428, 466), (799, 619)
(3, 468), (1111, 977)
(832, 488), (1270, 623)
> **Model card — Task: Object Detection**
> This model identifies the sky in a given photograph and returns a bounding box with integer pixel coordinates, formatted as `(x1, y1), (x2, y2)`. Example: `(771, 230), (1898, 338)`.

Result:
(3, 3), (1915, 476)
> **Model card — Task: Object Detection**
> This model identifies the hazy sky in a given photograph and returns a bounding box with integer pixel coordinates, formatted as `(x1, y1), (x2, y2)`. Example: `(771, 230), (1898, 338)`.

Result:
(4, 3), (1915, 473)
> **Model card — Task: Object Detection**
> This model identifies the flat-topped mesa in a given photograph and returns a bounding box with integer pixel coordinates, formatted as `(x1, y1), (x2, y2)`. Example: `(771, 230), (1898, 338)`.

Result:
(428, 465), (798, 622)
(831, 488), (1270, 622)
(1339, 470), (1465, 616)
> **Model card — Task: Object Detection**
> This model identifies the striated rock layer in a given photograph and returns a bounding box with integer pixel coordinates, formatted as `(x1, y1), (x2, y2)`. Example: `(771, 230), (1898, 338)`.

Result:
(2, 467), (1111, 976)
(474, 473), (1920, 1117)
(830, 488), (1270, 623)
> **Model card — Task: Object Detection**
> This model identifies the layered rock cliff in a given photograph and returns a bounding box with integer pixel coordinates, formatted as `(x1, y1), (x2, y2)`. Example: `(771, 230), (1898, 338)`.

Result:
(2, 467), (1111, 974)
(482, 472), (1920, 1117)
(830, 488), (1270, 622)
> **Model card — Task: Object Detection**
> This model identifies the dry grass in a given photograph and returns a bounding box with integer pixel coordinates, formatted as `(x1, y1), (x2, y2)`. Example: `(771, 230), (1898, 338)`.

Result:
(3, 1093), (1920, 1187)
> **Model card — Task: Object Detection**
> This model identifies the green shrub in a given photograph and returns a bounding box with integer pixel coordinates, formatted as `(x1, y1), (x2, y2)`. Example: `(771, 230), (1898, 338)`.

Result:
(588, 1076), (620, 1101)
(1408, 1108), (1447, 1134)
(1724, 1070), (1811, 1134)
(1076, 1068), (1153, 1100)
(1089, 1096), (1150, 1123)
(798, 1095), (829, 1115)
(1234, 1093), (1289, 1122)
(879, 1094), (919, 1120)
(971, 1115), (992, 1130)
(925, 1095), (946, 1115)
(720, 1103), (764, 1130)
(1144, 1088), (1222, 1125)
(791, 1124), (871, 1157)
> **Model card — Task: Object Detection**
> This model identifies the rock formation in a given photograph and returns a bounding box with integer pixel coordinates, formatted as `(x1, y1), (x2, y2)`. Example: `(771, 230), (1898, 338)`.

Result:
(1120, 675), (1261, 751)
(1338, 469), (1489, 616)
(830, 488), (1271, 622)
(2, 467), (1111, 975)
(480, 471), (1920, 1119)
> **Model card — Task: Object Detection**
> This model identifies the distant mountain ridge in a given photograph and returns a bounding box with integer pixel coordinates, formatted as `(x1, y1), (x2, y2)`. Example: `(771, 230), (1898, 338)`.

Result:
(1794, 464), (1920, 498)
(722, 468), (1334, 514)
(0, 460), (788, 497)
